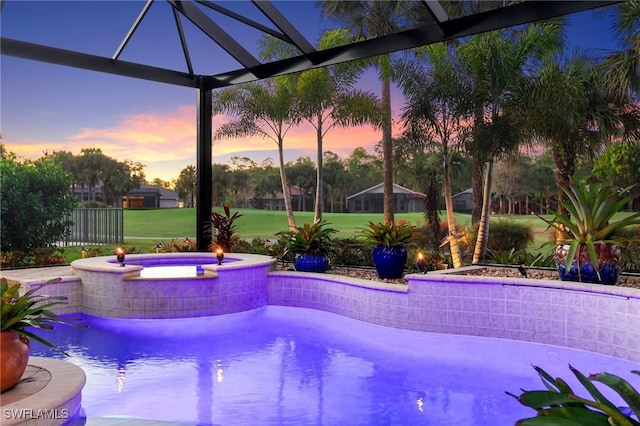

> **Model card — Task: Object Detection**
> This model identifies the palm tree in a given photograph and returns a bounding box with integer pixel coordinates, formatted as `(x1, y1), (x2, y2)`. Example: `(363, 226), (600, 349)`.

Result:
(212, 77), (300, 230)
(458, 22), (564, 263)
(396, 43), (473, 268)
(260, 29), (381, 223)
(321, 0), (413, 225)
(523, 51), (640, 210)
(601, 1), (640, 101)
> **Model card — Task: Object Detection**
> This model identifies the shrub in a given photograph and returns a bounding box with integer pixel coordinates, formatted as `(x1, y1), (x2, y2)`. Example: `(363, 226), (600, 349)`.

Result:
(233, 237), (273, 256)
(332, 238), (372, 267)
(486, 220), (534, 253)
(1, 157), (76, 255)
(616, 225), (640, 273)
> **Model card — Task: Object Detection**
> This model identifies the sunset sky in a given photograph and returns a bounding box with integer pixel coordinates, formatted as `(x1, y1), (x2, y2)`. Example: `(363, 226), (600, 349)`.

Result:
(1, 2), (621, 182)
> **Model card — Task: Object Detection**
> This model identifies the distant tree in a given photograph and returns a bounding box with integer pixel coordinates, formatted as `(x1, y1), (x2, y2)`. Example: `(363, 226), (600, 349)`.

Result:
(46, 150), (78, 194)
(212, 164), (231, 206)
(493, 153), (532, 214)
(175, 165), (197, 208)
(76, 148), (107, 202)
(151, 178), (171, 188)
(1, 157), (76, 253)
(593, 142), (640, 193)
(343, 147), (383, 194)
(286, 157), (316, 211)
(323, 151), (349, 213)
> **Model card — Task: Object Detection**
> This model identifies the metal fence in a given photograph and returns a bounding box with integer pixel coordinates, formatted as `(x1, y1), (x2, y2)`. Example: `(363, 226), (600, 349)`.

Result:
(62, 208), (124, 246)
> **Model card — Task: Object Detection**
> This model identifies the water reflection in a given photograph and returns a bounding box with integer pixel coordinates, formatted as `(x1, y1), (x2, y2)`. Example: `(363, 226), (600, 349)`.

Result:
(32, 307), (638, 425)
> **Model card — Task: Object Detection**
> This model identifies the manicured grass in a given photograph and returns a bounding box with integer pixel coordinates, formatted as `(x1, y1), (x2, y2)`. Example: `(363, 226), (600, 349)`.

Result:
(120, 208), (557, 254)
(123, 208), (433, 240)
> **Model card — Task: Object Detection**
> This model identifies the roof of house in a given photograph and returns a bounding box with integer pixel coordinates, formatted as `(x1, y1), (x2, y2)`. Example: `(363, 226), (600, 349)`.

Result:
(452, 189), (473, 199)
(347, 183), (426, 201)
(127, 184), (179, 200)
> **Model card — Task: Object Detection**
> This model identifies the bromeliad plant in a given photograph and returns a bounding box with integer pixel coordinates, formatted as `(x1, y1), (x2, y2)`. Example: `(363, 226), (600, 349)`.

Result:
(278, 221), (338, 259)
(1, 277), (81, 354)
(508, 365), (640, 425)
(359, 221), (413, 248)
(538, 178), (640, 283)
(277, 221), (338, 273)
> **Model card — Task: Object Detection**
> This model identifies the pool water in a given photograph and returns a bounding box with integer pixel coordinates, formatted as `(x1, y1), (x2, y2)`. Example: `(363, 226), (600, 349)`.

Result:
(32, 306), (638, 425)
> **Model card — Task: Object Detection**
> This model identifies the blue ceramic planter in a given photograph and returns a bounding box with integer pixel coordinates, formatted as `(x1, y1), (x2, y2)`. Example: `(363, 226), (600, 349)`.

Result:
(555, 244), (621, 285)
(294, 255), (329, 273)
(557, 260), (620, 285)
(372, 246), (407, 279)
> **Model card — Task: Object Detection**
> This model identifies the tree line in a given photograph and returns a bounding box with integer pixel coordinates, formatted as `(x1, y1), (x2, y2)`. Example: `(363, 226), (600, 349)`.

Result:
(207, 1), (640, 265)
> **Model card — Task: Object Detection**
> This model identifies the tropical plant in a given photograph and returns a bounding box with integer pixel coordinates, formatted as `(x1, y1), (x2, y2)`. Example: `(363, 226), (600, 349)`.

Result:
(508, 365), (640, 426)
(260, 29), (381, 223)
(209, 204), (243, 253)
(523, 51), (640, 212)
(458, 21), (564, 263)
(601, 0), (640, 102)
(538, 178), (640, 282)
(321, 0), (420, 225)
(395, 42), (473, 268)
(277, 221), (337, 258)
(359, 221), (413, 248)
(1, 277), (80, 354)
(212, 78), (299, 230)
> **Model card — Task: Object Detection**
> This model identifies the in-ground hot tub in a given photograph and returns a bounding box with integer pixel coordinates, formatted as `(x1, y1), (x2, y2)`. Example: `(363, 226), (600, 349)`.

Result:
(71, 252), (276, 319)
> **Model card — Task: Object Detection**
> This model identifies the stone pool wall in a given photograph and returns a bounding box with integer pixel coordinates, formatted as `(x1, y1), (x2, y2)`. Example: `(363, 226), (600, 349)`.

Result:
(18, 256), (639, 363)
(268, 269), (640, 363)
(70, 253), (274, 318)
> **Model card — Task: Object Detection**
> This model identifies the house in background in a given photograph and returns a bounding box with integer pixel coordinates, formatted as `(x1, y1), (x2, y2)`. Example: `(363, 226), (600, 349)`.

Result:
(452, 189), (473, 212)
(120, 184), (180, 209)
(245, 185), (313, 211)
(346, 183), (425, 213)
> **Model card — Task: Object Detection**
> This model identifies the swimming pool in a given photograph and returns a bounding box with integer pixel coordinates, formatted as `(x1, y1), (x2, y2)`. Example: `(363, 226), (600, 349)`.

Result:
(32, 306), (638, 426)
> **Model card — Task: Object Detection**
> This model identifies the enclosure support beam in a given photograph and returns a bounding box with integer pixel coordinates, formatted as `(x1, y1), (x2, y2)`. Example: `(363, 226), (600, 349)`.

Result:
(196, 76), (213, 252)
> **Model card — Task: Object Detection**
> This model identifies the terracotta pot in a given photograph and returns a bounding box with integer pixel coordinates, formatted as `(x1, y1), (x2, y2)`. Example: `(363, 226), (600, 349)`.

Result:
(0, 331), (30, 392)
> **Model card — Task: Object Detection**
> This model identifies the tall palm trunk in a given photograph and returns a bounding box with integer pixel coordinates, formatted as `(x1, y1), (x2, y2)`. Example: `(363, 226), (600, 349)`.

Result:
(314, 111), (323, 223)
(473, 158), (494, 264)
(277, 138), (297, 230)
(443, 154), (462, 268)
(382, 74), (394, 225)
(471, 160), (483, 224)
(552, 140), (576, 216)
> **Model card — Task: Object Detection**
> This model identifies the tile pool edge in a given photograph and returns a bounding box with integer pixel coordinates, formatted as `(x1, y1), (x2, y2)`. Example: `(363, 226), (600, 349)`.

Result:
(268, 270), (640, 363)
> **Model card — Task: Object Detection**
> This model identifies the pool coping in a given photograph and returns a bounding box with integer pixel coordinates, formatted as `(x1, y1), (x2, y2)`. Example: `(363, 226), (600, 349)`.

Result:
(0, 357), (85, 426)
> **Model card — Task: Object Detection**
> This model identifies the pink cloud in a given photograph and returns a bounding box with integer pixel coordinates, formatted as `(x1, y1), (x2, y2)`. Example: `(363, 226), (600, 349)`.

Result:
(6, 104), (404, 181)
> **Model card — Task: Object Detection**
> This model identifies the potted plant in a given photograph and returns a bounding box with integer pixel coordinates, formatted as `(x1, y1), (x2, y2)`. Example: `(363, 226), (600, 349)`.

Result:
(538, 178), (640, 285)
(1, 277), (80, 392)
(278, 221), (337, 273)
(359, 221), (413, 279)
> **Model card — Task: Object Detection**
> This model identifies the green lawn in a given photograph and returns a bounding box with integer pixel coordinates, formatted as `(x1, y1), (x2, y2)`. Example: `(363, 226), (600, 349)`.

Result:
(123, 208), (433, 240)
(121, 208), (556, 252)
